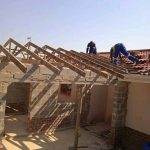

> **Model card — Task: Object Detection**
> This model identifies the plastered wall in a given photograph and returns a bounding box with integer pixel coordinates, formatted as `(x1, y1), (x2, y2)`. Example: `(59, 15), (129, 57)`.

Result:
(126, 82), (150, 135)
(105, 85), (115, 123)
(87, 85), (108, 123)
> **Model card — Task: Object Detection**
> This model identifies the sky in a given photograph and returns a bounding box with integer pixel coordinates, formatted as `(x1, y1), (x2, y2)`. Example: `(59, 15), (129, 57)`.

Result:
(0, 0), (150, 52)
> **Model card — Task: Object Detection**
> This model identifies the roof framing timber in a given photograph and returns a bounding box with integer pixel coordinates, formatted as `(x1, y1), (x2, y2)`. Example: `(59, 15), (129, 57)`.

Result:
(4, 38), (60, 73)
(59, 48), (124, 79)
(94, 54), (127, 71)
(57, 47), (108, 78)
(26, 42), (86, 77)
(0, 45), (27, 73)
(72, 50), (125, 78)
(80, 52), (127, 74)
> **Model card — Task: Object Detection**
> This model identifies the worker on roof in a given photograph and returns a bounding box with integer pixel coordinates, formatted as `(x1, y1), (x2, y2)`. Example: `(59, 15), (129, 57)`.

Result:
(110, 43), (138, 65)
(86, 41), (97, 54)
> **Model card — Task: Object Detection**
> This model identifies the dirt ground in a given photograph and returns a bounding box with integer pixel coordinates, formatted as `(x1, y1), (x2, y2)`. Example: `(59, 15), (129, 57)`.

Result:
(2, 123), (112, 150)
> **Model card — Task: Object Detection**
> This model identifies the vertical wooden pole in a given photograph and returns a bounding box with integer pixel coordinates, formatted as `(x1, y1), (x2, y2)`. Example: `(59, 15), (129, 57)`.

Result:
(74, 85), (84, 150)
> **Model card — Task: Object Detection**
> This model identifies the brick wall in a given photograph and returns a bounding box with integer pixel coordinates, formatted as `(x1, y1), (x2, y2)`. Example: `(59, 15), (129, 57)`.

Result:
(110, 81), (128, 148)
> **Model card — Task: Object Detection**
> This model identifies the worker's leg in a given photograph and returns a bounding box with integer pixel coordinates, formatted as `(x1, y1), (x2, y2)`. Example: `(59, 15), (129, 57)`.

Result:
(119, 44), (128, 57)
(119, 44), (138, 62)
(128, 55), (138, 62)
(113, 47), (120, 64)
(113, 58), (118, 64)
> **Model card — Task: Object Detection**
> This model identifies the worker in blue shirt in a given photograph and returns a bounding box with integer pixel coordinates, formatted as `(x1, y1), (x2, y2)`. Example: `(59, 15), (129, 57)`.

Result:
(86, 41), (97, 54)
(110, 43), (138, 65)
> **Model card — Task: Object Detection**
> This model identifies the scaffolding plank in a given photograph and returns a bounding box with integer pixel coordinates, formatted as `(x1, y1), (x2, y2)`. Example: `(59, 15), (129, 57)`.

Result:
(57, 48), (108, 78)
(6, 38), (60, 73)
(27, 42), (86, 77)
(0, 45), (27, 73)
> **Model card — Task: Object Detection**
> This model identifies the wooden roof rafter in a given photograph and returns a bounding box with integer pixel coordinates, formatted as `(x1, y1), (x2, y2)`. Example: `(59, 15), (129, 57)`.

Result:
(72, 50), (125, 78)
(59, 48), (124, 78)
(25, 42), (86, 77)
(57, 47), (109, 78)
(0, 45), (27, 73)
(91, 53), (127, 71)
(4, 38), (60, 73)
(80, 52), (127, 74)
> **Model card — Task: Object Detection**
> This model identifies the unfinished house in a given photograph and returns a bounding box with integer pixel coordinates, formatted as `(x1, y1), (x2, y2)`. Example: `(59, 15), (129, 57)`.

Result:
(0, 38), (150, 150)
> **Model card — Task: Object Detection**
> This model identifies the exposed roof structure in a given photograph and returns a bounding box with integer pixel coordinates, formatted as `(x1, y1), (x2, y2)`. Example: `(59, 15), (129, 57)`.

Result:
(99, 49), (150, 75)
(0, 38), (129, 80)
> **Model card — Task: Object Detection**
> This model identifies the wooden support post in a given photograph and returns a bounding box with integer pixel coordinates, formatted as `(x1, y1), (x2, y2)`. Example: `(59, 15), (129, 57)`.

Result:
(74, 85), (84, 150)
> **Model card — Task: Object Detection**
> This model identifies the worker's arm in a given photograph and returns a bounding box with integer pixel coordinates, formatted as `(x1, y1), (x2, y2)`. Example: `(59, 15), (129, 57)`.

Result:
(86, 47), (89, 53)
(94, 46), (97, 54)
(119, 52), (123, 63)
(110, 48), (113, 63)
(86, 43), (90, 53)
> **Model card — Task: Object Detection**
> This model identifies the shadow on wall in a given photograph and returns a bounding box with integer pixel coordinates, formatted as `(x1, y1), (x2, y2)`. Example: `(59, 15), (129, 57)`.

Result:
(29, 73), (78, 133)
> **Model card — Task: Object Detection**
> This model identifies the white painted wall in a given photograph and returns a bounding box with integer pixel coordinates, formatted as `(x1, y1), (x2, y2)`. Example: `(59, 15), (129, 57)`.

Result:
(126, 82), (150, 135)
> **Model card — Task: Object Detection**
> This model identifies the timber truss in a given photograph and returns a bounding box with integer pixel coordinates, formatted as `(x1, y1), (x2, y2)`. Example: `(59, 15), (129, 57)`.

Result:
(0, 38), (127, 79)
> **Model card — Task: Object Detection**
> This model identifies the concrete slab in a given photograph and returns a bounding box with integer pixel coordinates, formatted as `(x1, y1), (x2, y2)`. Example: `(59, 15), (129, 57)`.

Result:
(2, 127), (112, 150)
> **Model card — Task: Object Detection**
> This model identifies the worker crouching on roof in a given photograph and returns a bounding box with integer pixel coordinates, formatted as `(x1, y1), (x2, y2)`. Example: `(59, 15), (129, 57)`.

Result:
(86, 41), (97, 54)
(110, 43), (138, 65)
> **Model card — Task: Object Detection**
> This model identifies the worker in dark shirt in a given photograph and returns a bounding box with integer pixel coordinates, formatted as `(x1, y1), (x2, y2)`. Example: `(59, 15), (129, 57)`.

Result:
(86, 41), (97, 54)
(110, 43), (138, 65)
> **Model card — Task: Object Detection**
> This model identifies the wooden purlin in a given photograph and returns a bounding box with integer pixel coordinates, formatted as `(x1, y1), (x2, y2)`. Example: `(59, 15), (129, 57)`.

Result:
(59, 49), (124, 78)
(94, 54), (127, 71)
(72, 51), (125, 78)
(57, 48), (108, 78)
(0, 45), (27, 73)
(80, 52), (127, 74)
(7, 38), (60, 73)
(27, 42), (86, 77)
